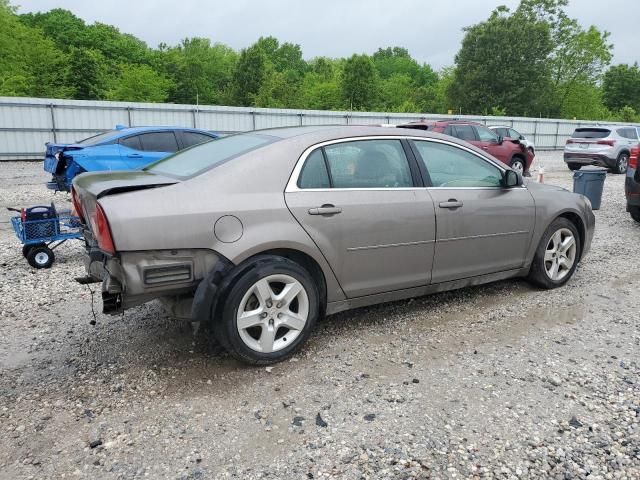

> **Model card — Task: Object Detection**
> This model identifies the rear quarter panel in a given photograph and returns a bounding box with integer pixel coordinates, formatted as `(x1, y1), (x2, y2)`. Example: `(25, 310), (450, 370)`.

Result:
(99, 137), (347, 302)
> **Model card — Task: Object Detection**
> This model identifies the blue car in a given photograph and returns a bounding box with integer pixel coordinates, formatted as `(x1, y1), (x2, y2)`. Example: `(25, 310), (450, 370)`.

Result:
(44, 125), (219, 192)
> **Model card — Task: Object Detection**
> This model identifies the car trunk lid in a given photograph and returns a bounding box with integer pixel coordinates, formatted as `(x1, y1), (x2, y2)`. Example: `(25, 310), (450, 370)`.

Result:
(73, 170), (179, 235)
(44, 142), (86, 173)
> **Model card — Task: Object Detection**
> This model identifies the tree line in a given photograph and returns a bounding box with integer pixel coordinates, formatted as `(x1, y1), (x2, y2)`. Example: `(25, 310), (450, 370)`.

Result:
(1, 0), (639, 122)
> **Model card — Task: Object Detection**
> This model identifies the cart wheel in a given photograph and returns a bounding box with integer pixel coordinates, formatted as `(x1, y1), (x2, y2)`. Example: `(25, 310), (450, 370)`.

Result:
(26, 246), (55, 269)
(22, 243), (45, 258)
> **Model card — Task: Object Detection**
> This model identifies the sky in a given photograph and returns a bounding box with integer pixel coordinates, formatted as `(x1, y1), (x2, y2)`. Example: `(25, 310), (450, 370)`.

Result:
(14, 0), (640, 69)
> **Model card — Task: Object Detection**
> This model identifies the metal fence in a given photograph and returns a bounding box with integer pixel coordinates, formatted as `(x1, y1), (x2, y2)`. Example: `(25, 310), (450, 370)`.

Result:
(0, 96), (635, 160)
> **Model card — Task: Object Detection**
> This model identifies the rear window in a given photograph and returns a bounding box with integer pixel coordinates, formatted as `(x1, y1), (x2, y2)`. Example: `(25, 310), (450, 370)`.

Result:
(571, 128), (611, 139)
(77, 130), (118, 146)
(144, 133), (274, 179)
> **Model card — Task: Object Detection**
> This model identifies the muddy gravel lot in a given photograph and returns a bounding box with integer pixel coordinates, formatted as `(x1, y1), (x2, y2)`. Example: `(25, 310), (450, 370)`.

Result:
(0, 153), (638, 480)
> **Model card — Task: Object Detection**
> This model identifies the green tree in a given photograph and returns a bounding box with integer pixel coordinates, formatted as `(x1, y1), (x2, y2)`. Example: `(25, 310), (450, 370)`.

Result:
(107, 64), (172, 102)
(66, 48), (106, 99)
(0, 1), (69, 97)
(342, 54), (377, 110)
(603, 63), (640, 112)
(448, 6), (553, 116)
(517, 0), (612, 115)
(231, 45), (267, 106)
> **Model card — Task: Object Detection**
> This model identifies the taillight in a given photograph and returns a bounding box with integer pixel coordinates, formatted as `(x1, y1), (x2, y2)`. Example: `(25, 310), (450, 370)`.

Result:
(597, 139), (615, 146)
(93, 204), (116, 255)
(566, 139), (574, 144)
(629, 147), (639, 169)
(70, 187), (85, 222)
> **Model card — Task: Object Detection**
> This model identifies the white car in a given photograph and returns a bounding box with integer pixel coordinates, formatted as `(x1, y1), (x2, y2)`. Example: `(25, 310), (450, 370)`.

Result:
(490, 126), (536, 155)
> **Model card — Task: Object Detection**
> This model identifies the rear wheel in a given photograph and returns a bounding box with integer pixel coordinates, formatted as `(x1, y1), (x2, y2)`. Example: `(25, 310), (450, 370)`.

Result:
(528, 218), (580, 289)
(26, 246), (55, 269)
(22, 242), (45, 258)
(510, 157), (525, 175)
(629, 206), (640, 223)
(613, 153), (629, 174)
(567, 163), (581, 171)
(213, 256), (320, 365)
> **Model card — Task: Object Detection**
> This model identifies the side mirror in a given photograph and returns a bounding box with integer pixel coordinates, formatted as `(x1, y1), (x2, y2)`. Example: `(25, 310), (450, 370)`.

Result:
(510, 138), (521, 144)
(503, 169), (521, 188)
(519, 135), (525, 140)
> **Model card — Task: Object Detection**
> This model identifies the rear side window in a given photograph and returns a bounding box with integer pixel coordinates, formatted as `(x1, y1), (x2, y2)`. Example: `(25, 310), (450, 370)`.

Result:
(572, 128), (611, 139)
(298, 149), (330, 189)
(617, 128), (639, 140)
(298, 139), (412, 189)
(182, 131), (214, 148)
(145, 133), (274, 179)
(120, 135), (142, 150)
(138, 132), (179, 152)
(413, 140), (502, 188)
(452, 125), (476, 141)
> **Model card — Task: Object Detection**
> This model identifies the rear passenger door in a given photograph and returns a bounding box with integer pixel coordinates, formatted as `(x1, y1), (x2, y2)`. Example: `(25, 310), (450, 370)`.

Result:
(285, 138), (436, 298)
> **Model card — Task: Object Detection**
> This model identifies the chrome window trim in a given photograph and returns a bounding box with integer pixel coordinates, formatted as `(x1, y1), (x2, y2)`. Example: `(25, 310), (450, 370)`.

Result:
(285, 135), (520, 193)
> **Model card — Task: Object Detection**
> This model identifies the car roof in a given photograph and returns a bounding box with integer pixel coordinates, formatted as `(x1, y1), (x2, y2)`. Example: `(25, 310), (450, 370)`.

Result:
(117, 126), (212, 135)
(255, 125), (438, 142)
(398, 120), (484, 128)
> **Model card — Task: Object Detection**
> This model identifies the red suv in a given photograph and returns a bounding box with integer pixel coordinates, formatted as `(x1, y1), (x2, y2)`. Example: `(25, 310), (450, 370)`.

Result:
(398, 120), (534, 176)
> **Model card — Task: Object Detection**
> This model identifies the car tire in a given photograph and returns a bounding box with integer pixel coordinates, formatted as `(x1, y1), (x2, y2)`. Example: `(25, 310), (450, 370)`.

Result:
(26, 246), (55, 269)
(22, 242), (45, 258)
(213, 255), (320, 365)
(527, 217), (581, 289)
(567, 163), (581, 171)
(613, 153), (629, 174)
(510, 156), (525, 175)
(629, 206), (640, 223)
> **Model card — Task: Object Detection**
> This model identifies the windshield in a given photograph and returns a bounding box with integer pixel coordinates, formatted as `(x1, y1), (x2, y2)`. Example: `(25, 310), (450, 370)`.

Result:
(77, 130), (119, 145)
(144, 132), (275, 179)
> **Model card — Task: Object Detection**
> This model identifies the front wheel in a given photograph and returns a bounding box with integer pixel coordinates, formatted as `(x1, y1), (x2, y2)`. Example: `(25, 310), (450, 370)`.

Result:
(22, 242), (45, 258)
(213, 256), (320, 365)
(528, 218), (581, 289)
(613, 153), (629, 174)
(510, 157), (525, 175)
(26, 246), (55, 269)
(629, 206), (640, 223)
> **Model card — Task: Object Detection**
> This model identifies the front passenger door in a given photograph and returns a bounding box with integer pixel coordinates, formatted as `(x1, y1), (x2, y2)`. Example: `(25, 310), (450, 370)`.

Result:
(412, 139), (535, 283)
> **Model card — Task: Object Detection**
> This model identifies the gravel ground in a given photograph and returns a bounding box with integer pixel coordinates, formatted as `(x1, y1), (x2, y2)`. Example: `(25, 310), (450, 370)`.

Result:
(0, 152), (638, 480)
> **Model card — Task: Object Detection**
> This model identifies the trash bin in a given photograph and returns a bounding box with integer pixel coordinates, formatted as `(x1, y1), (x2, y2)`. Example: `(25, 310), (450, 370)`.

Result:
(573, 168), (606, 210)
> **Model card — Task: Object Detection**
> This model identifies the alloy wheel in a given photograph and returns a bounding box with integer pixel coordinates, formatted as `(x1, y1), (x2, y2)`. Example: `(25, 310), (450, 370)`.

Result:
(236, 274), (309, 353)
(544, 228), (577, 281)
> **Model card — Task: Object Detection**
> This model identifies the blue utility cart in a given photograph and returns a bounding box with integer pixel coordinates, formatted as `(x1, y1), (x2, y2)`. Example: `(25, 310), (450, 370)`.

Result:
(9, 204), (83, 269)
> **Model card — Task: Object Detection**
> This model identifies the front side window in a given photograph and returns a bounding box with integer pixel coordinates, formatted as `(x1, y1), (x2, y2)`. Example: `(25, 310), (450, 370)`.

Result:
(413, 140), (503, 188)
(138, 132), (179, 152)
(145, 133), (273, 179)
(508, 128), (522, 139)
(476, 126), (500, 143)
(322, 139), (412, 188)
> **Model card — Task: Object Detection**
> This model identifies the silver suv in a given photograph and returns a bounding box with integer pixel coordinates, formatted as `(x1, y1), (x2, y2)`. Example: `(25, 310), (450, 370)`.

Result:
(564, 126), (640, 174)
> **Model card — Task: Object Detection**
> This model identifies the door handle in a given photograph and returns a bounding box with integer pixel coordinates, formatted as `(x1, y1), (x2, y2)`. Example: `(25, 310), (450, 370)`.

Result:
(439, 200), (463, 209)
(482, 146), (489, 150)
(127, 153), (143, 158)
(308, 204), (342, 216)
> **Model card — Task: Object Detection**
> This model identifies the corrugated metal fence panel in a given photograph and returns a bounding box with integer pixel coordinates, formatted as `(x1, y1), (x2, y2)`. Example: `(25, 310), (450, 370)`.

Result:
(1, 96), (638, 160)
